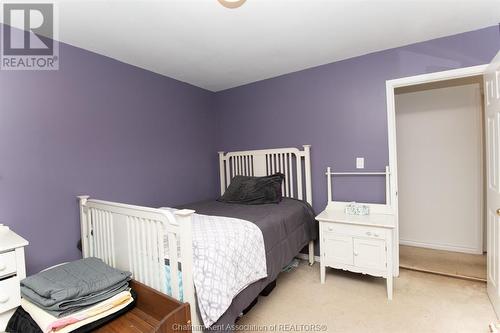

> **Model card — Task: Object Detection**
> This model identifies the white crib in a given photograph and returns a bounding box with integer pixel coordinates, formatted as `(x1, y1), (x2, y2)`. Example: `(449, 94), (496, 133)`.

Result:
(78, 145), (313, 327)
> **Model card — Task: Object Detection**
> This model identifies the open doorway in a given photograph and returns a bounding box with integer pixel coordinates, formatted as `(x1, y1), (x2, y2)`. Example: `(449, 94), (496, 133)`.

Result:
(394, 76), (486, 281)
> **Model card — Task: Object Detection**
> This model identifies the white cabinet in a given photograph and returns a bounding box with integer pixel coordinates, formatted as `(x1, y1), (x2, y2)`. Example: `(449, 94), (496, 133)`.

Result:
(317, 209), (395, 300)
(0, 226), (29, 331)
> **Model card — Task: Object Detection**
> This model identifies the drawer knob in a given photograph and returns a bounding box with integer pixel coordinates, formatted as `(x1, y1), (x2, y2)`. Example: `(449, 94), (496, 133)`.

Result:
(354, 252), (359, 256)
(0, 295), (9, 304)
(328, 227), (334, 231)
(366, 232), (372, 236)
(0, 264), (6, 271)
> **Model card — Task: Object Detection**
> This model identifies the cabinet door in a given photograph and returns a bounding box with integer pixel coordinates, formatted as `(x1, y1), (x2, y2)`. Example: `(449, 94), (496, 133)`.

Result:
(353, 238), (386, 271)
(324, 234), (353, 266)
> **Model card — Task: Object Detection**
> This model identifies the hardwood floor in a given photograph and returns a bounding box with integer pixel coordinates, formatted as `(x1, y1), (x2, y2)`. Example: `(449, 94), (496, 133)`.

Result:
(399, 245), (486, 281)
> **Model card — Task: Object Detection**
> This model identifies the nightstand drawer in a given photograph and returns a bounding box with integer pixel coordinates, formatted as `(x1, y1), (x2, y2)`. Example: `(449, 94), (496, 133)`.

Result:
(323, 223), (387, 240)
(0, 251), (16, 278)
(0, 275), (20, 313)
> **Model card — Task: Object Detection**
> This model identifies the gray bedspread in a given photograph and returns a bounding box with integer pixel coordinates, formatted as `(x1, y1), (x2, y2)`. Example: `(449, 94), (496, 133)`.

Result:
(177, 198), (317, 332)
(21, 257), (131, 317)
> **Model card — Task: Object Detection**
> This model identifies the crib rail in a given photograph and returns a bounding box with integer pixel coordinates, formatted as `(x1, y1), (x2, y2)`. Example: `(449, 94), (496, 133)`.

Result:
(77, 196), (197, 324)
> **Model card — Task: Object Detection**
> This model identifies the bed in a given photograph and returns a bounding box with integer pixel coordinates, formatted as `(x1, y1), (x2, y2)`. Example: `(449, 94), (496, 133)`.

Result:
(77, 145), (315, 330)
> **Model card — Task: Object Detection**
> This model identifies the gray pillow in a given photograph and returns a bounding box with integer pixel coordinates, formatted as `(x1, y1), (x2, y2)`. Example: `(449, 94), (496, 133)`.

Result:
(218, 173), (285, 204)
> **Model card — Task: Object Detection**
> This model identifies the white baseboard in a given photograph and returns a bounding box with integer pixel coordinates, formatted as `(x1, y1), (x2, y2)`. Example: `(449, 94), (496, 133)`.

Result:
(296, 253), (321, 262)
(400, 239), (483, 255)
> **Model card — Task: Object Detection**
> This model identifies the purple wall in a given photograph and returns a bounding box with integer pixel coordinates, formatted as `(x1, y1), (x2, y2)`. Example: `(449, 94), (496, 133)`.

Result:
(214, 26), (500, 213)
(2, 24), (498, 273)
(0, 36), (218, 274)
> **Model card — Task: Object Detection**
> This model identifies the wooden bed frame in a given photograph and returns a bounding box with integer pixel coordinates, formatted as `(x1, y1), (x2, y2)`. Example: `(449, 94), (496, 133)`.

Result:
(78, 145), (313, 327)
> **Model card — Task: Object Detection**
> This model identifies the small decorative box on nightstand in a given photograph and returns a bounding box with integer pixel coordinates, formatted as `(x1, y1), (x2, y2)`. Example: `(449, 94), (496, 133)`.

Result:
(0, 225), (29, 331)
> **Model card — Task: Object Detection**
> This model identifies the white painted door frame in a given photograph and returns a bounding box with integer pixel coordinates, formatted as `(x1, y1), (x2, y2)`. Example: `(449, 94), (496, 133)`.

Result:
(385, 64), (488, 276)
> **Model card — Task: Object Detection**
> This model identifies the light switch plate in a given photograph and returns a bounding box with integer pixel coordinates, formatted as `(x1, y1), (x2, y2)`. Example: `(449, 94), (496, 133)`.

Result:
(356, 157), (365, 169)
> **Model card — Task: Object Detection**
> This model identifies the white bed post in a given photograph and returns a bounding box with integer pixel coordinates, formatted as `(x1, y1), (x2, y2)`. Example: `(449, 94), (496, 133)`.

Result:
(218, 151), (226, 195)
(78, 195), (91, 258)
(174, 209), (199, 328)
(302, 145), (315, 265)
(303, 145), (312, 205)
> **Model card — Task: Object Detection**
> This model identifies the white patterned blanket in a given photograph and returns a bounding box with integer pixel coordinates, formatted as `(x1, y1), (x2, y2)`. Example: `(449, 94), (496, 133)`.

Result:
(161, 208), (267, 327)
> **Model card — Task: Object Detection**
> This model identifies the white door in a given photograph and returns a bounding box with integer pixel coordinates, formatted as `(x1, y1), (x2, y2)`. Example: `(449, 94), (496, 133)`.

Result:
(485, 51), (500, 316)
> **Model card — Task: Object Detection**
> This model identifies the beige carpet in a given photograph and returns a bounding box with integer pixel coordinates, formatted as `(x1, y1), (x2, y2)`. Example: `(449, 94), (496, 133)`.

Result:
(400, 245), (486, 281)
(237, 261), (496, 333)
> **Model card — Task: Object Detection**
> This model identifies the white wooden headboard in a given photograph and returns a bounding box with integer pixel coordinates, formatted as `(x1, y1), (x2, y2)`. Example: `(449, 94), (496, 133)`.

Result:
(218, 145), (312, 205)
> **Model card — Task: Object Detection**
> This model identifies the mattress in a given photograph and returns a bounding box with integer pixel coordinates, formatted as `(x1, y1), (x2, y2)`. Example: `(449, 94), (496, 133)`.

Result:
(162, 205), (268, 327)
(163, 264), (183, 301)
(177, 198), (317, 331)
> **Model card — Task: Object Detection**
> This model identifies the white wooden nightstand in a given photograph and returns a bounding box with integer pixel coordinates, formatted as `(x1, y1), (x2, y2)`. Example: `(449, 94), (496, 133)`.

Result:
(319, 166), (397, 300)
(317, 209), (395, 299)
(0, 225), (29, 331)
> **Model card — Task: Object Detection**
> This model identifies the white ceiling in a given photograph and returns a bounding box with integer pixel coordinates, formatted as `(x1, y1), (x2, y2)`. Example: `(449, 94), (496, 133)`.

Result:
(18, 1), (500, 91)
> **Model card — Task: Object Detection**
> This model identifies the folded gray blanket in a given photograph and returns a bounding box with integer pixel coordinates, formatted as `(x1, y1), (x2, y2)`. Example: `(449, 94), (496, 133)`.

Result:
(23, 280), (130, 317)
(21, 257), (131, 317)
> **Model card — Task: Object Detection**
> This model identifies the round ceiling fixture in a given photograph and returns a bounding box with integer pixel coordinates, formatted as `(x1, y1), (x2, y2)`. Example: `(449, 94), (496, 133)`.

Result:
(218, 0), (246, 9)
